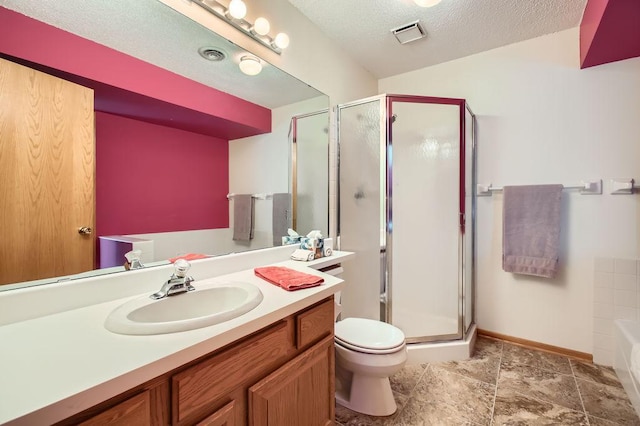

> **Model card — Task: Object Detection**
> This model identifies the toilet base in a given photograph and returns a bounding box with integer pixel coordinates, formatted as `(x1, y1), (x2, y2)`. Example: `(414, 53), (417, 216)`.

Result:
(336, 374), (397, 416)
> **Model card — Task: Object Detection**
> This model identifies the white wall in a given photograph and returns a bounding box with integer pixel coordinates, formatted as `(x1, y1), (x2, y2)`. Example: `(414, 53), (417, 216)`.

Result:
(379, 27), (640, 354)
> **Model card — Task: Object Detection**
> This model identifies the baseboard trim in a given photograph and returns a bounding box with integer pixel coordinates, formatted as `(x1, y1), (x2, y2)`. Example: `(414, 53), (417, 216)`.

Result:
(477, 329), (593, 362)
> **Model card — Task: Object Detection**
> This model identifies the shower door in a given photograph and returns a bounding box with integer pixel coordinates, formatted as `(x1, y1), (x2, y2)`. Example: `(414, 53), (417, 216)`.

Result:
(386, 96), (468, 342)
(338, 94), (476, 343)
(337, 96), (387, 320)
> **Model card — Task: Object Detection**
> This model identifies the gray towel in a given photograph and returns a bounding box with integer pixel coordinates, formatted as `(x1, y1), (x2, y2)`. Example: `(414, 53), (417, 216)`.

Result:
(232, 194), (254, 241)
(502, 184), (563, 278)
(272, 193), (292, 246)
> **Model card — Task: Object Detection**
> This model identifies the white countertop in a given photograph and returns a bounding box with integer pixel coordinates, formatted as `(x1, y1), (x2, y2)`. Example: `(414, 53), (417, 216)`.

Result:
(0, 251), (353, 425)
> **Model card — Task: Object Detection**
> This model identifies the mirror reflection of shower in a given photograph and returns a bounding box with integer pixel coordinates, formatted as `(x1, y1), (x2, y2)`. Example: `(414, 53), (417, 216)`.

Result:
(289, 109), (329, 237)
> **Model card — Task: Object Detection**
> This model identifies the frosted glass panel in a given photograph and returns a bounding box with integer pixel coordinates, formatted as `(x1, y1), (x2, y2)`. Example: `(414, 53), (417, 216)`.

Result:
(295, 111), (329, 236)
(389, 101), (460, 339)
(338, 99), (384, 320)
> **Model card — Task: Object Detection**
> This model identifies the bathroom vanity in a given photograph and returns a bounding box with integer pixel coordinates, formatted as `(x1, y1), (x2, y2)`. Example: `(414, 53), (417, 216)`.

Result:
(0, 248), (353, 425)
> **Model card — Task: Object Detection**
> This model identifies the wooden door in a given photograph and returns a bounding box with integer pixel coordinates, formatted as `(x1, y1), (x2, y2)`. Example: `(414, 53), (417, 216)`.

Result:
(248, 335), (335, 426)
(0, 57), (95, 285)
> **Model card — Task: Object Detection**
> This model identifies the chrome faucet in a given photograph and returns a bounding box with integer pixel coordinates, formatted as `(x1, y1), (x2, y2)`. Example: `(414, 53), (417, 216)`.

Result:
(150, 259), (195, 300)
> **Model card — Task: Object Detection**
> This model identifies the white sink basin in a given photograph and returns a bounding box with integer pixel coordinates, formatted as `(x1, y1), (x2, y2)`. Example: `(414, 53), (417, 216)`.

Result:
(105, 282), (263, 335)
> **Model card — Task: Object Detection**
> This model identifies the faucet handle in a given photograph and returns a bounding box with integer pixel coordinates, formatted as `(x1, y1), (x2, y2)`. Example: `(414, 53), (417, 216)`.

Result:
(173, 259), (191, 278)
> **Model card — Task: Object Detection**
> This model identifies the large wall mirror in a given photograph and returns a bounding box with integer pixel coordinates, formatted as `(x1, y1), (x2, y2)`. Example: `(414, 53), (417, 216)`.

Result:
(0, 0), (329, 290)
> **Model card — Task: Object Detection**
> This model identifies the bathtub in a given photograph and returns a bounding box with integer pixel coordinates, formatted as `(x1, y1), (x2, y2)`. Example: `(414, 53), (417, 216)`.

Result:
(614, 319), (640, 416)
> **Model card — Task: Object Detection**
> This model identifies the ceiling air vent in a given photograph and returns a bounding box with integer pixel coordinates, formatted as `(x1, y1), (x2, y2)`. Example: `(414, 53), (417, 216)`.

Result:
(391, 20), (427, 45)
(198, 47), (226, 61)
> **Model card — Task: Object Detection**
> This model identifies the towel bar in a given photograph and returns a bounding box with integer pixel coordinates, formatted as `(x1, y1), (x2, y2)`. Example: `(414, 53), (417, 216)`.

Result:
(477, 180), (602, 196)
(227, 193), (273, 200)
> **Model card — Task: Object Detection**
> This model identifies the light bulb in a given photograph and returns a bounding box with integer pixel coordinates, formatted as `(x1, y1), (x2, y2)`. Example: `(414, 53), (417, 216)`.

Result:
(253, 17), (270, 36)
(413, 0), (442, 6)
(239, 56), (262, 76)
(228, 0), (246, 19)
(274, 32), (290, 49)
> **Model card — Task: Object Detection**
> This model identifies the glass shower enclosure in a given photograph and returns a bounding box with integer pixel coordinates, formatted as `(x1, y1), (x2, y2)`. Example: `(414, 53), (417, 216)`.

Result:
(337, 94), (476, 343)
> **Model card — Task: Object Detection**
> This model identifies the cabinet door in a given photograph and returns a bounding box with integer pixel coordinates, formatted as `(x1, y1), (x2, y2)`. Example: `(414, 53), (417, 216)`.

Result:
(249, 335), (334, 426)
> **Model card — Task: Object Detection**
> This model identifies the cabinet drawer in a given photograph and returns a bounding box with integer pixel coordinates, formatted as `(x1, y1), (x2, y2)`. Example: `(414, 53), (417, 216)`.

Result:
(172, 321), (292, 425)
(79, 390), (151, 426)
(296, 297), (334, 349)
(195, 400), (235, 426)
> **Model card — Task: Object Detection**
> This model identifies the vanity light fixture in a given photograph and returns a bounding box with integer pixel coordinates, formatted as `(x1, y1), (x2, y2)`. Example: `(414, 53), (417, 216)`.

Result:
(414, 0), (442, 6)
(194, 0), (290, 54)
(239, 55), (262, 76)
(227, 0), (247, 19)
(252, 17), (270, 36)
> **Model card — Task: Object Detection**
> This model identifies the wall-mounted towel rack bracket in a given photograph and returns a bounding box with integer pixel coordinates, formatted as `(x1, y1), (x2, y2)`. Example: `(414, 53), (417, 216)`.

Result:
(610, 178), (636, 195)
(476, 179), (602, 197)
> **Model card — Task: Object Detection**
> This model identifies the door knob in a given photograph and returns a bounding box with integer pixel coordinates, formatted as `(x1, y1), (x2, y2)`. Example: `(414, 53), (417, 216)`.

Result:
(78, 227), (92, 235)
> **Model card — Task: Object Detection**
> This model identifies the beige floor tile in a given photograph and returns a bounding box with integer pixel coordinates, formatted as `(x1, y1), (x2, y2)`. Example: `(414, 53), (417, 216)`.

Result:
(577, 378), (640, 425)
(492, 386), (588, 425)
(437, 352), (500, 385)
(570, 359), (623, 388)
(390, 364), (428, 396)
(502, 343), (572, 374)
(394, 394), (483, 426)
(410, 365), (494, 425)
(498, 360), (582, 411)
(588, 414), (631, 425)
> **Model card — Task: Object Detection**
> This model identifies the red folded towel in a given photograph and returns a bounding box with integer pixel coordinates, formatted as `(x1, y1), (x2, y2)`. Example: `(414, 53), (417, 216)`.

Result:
(254, 266), (324, 291)
(169, 253), (208, 263)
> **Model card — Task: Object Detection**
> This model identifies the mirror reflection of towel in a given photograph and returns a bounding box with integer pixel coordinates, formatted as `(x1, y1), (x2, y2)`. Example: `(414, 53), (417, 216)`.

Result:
(233, 194), (254, 241)
(502, 184), (563, 278)
(272, 193), (292, 246)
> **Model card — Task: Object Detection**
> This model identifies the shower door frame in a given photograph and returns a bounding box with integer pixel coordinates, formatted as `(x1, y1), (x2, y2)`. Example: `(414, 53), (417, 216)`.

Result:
(336, 94), (476, 343)
(384, 95), (475, 343)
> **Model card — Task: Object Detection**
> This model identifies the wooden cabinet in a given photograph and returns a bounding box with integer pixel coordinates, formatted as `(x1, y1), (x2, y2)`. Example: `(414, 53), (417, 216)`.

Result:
(195, 401), (236, 426)
(249, 335), (335, 426)
(59, 297), (335, 426)
(78, 391), (151, 426)
(172, 320), (294, 425)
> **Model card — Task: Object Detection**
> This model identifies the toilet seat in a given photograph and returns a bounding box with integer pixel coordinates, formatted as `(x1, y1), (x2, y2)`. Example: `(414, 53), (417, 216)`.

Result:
(335, 318), (405, 354)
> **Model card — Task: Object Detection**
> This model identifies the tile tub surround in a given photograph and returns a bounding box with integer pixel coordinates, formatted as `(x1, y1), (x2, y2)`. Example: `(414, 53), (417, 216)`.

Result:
(593, 257), (640, 366)
(336, 337), (639, 425)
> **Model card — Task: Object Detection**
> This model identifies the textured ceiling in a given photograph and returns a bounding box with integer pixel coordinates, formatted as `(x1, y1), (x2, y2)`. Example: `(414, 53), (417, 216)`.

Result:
(287, 0), (588, 78)
(0, 0), (323, 108)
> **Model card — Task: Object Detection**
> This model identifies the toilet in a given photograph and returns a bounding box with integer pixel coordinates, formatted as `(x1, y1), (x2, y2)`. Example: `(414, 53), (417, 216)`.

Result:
(334, 317), (408, 416)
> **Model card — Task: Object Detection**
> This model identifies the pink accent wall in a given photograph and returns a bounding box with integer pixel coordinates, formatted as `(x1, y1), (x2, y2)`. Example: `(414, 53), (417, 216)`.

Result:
(0, 7), (271, 139)
(96, 112), (229, 236)
(580, 0), (640, 68)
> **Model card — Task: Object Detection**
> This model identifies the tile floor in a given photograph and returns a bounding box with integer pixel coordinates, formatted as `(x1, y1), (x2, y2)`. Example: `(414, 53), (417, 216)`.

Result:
(335, 336), (640, 425)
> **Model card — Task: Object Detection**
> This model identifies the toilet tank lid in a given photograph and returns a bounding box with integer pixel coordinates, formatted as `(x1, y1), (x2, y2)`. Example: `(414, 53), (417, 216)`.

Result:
(335, 317), (405, 350)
